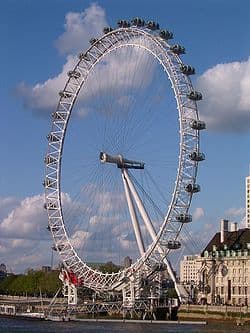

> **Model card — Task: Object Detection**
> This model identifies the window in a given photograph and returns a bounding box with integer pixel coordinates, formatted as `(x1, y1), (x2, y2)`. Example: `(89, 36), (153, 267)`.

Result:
(232, 287), (235, 295)
(221, 287), (224, 294)
(239, 287), (241, 295)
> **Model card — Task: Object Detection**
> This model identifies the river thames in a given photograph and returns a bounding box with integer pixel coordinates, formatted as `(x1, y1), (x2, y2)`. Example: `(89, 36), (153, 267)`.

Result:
(1, 317), (249, 333)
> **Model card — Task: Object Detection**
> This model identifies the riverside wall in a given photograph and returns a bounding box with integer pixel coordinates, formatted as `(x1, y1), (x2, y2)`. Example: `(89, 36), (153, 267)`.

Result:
(178, 304), (250, 323)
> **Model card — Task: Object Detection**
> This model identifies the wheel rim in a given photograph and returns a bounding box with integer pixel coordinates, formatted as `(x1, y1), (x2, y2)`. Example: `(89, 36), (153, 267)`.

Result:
(44, 25), (202, 292)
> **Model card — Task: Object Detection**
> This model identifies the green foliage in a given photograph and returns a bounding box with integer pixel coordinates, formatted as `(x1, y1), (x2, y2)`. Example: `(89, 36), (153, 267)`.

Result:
(98, 261), (120, 274)
(0, 270), (61, 297)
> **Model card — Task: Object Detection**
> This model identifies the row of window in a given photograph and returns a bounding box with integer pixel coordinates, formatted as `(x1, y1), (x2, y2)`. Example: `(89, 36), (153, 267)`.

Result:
(216, 276), (248, 283)
(216, 286), (248, 295)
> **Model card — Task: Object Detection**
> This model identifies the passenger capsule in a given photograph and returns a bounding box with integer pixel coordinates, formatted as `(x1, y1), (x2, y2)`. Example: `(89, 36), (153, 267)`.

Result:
(165, 240), (181, 250)
(131, 17), (145, 27)
(68, 70), (81, 79)
(185, 183), (201, 193)
(176, 214), (192, 223)
(44, 155), (56, 164)
(146, 21), (159, 30)
(52, 245), (64, 251)
(180, 64), (195, 75)
(117, 20), (130, 28)
(78, 52), (90, 61)
(189, 120), (206, 130)
(59, 91), (72, 98)
(170, 44), (185, 55)
(187, 91), (203, 101)
(89, 38), (98, 45)
(52, 112), (67, 120)
(103, 26), (113, 34)
(159, 30), (173, 40)
(49, 225), (60, 232)
(189, 152), (205, 162)
(44, 202), (57, 210)
(43, 178), (55, 188)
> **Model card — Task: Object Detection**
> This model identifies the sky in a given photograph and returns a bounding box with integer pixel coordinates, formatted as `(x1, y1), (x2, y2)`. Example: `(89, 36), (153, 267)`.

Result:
(1, 0), (250, 273)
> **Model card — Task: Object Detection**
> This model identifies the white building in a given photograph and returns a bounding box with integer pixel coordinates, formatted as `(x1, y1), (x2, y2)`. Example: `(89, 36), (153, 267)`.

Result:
(179, 219), (250, 305)
(198, 219), (250, 305)
(180, 254), (202, 285)
(246, 176), (250, 228)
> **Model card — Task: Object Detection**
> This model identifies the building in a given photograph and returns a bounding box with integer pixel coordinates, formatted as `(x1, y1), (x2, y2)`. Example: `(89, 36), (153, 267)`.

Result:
(180, 255), (202, 285)
(179, 219), (250, 305)
(198, 219), (250, 305)
(246, 175), (250, 228)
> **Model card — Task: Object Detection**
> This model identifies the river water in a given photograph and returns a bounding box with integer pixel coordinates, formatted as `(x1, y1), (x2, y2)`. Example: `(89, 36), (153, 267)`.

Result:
(0, 317), (249, 333)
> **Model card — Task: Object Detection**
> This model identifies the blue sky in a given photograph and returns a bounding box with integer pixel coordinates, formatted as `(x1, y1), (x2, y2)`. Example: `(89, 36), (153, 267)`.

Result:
(1, 0), (250, 273)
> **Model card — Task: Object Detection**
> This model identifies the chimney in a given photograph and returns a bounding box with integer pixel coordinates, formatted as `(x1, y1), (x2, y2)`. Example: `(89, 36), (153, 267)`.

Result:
(231, 222), (238, 232)
(220, 219), (229, 243)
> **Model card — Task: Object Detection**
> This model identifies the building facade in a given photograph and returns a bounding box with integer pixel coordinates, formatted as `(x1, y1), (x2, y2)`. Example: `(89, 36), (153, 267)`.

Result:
(180, 220), (250, 305)
(246, 176), (250, 228)
(198, 220), (250, 305)
(180, 255), (202, 285)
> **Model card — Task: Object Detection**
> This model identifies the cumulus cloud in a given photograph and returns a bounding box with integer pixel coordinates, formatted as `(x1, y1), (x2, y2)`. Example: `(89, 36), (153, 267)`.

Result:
(55, 3), (107, 55)
(192, 207), (205, 221)
(0, 196), (51, 272)
(0, 193), (85, 272)
(16, 4), (106, 114)
(16, 3), (158, 116)
(0, 197), (20, 221)
(0, 194), (47, 240)
(70, 230), (90, 249)
(197, 57), (250, 132)
(16, 55), (77, 114)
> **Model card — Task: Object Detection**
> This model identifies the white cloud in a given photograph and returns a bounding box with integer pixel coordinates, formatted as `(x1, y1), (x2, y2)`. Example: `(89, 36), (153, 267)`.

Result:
(15, 4), (107, 114)
(0, 193), (79, 272)
(16, 4), (157, 116)
(70, 230), (90, 249)
(225, 207), (245, 219)
(192, 207), (205, 221)
(0, 194), (47, 240)
(197, 57), (250, 132)
(16, 55), (77, 114)
(0, 197), (20, 221)
(55, 4), (107, 55)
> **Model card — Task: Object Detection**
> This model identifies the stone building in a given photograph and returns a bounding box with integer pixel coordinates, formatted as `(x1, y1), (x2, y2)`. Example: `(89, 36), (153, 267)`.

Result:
(198, 219), (250, 305)
(180, 255), (202, 285)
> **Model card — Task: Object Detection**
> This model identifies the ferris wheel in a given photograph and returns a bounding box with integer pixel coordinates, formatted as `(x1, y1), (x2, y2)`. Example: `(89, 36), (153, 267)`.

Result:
(44, 17), (205, 304)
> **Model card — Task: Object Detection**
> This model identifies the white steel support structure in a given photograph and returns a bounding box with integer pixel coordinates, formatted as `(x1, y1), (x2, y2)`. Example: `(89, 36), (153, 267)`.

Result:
(122, 171), (146, 256)
(44, 17), (205, 305)
(121, 166), (182, 301)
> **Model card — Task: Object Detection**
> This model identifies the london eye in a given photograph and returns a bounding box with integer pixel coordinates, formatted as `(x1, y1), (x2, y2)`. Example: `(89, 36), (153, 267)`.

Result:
(44, 17), (205, 305)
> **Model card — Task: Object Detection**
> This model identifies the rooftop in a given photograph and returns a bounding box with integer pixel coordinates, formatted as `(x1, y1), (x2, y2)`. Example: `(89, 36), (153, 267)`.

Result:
(201, 228), (250, 256)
